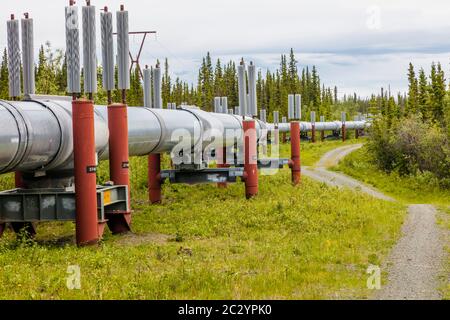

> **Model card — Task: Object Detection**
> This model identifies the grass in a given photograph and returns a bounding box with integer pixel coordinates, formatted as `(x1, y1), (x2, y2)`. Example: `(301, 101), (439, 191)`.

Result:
(333, 145), (450, 206)
(334, 144), (450, 299)
(436, 206), (450, 300)
(0, 139), (405, 300)
(278, 137), (367, 167)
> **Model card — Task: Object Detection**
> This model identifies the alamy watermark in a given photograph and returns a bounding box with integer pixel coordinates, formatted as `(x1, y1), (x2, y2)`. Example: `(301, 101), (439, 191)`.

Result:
(66, 265), (81, 290)
(366, 264), (381, 290)
(366, 5), (382, 30)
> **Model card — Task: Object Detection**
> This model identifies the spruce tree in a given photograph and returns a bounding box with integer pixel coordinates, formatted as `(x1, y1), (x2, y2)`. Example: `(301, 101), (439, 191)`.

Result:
(407, 62), (418, 115)
(162, 58), (171, 106)
(417, 68), (429, 120)
(0, 48), (9, 99)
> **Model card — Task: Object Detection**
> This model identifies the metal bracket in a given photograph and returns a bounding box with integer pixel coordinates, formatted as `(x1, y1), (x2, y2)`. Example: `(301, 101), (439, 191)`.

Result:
(234, 158), (289, 169)
(160, 158), (289, 185)
(161, 168), (244, 185)
(0, 185), (128, 223)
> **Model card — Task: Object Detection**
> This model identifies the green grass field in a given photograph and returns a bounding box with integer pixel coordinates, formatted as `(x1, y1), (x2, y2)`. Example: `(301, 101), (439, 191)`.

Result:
(0, 139), (406, 300)
(333, 145), (450, 206)
(333, 144), (450, 299)
(278, 138), (366, 167)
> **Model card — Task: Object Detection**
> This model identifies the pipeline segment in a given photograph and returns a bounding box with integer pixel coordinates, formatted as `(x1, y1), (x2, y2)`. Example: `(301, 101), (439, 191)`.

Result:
(0, 99), (369, 177)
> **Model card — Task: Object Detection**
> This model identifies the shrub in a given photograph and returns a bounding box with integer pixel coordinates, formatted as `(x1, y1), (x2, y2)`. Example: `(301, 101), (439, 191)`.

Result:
(367, 115), (450, 187)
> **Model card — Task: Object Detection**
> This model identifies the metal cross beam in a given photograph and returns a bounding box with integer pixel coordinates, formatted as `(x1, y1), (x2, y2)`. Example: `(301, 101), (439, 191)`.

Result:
(113, 31), (157, 79)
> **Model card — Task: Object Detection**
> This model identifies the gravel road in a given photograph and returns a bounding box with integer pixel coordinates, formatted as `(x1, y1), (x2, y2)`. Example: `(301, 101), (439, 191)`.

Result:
(303, 144), (446, 300)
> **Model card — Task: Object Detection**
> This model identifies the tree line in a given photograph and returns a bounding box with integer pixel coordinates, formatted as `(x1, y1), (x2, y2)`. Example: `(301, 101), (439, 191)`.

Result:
(366, 62), (449, 129)
(0, 43), (368, 122)
(367, 61), (450, 187)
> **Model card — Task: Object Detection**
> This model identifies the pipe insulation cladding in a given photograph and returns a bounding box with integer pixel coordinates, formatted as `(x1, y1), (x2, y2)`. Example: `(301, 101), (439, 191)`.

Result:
(267, 120), (369, 133)
(21, 16), (35, 96)
(143, 67), (152, 108)
(100, 9), (115, 91)
(7, 17), (21, 98)
(221, 97), (228, 114)
(260, 109), (267, 123)
(0, 99), (274, 175)
(295, 94), (301, 120)
(237, 62), (247, 117)
(311, 111), (316, 124)
(273, 111), (279, 125)
(153, 66), (162, 108)
(247, 62), (257, 117)
(116, 8), (130, 90)
(288, 95), (295, 120)
(65, 4), (81, 94)
(82, 4), (97, 94)
(214, 97), (221, 113)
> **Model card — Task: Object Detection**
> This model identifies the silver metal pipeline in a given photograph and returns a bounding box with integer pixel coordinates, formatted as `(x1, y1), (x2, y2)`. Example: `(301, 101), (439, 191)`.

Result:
(0, 98), (368, 175)
(0, 99), (267, 175)
(267, 121), (370, 133)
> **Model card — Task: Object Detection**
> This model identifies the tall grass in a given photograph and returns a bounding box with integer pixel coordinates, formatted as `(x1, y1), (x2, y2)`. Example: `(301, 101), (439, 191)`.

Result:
(0, 140), (405, 300)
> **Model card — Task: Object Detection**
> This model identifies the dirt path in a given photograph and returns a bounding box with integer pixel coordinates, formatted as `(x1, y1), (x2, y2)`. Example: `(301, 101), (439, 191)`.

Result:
(304, 144), (446, 300)
(374, 204), (444, 300)
(302, 144), (395, 201)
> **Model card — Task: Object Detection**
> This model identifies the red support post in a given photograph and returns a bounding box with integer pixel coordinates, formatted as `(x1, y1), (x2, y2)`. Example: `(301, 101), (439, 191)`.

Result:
(243, 120), (258, 199)
(289, 122), (301, 185)
(72, 99), (100, 246)
(320, 130), (325, 142)
(217, 146), (229, 188)
(107, 103), (131, 234)
(311, 124), (316, 143)
(148, 154), (162, 204)
(15, 172), (24, 188)
(282, 132), (287, 144)
(342, 123), (347, 142)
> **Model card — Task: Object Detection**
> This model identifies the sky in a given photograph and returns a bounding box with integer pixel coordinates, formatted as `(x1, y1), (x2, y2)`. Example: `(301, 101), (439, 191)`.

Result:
(1, 0), (450, 98)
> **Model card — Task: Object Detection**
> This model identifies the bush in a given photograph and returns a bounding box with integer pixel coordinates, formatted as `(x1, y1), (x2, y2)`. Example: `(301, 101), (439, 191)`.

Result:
(367, 115), (450, 186)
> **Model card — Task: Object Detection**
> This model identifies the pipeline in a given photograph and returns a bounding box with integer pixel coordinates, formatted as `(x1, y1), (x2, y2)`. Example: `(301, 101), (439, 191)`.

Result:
(0, 99), (268, 176)
(0, 98), (370, 177)
(267, 121), (370, 133)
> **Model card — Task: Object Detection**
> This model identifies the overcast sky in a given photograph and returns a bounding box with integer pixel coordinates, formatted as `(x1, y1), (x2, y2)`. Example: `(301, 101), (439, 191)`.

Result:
(1, 0), (450, 97)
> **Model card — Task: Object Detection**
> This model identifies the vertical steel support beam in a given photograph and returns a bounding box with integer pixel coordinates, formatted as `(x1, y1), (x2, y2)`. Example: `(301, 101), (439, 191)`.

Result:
(107, 103), (131, 234)
(289, 122), (301, 186)
(72, 99), (99, 246)
(342, 124), (347, 142)
(355, 129), (359, 139)
(11, 170), (36, 237)
(311, 124), (316, 143)
(148, 154), (162, 204)
(243, 120), (258, 199)
(282, 132), (287, 144)
(15, 172), (24, 188)
(320, 130), (325, 142)
(217, 147), (229, 188)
